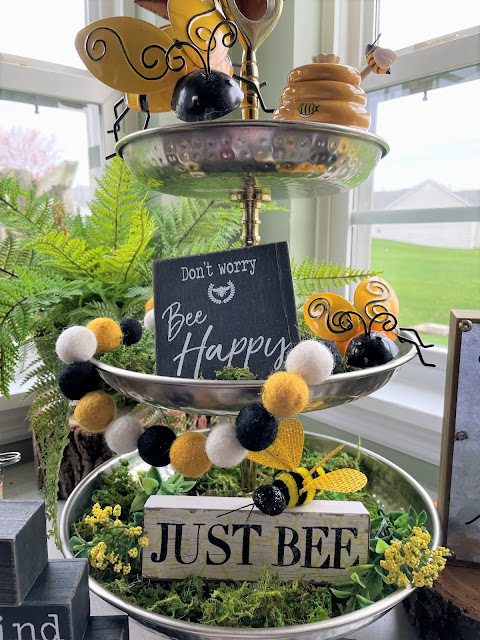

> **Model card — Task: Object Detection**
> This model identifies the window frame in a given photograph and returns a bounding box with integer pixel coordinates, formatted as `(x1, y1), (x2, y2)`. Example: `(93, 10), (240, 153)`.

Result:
(307, 3), (480, 464)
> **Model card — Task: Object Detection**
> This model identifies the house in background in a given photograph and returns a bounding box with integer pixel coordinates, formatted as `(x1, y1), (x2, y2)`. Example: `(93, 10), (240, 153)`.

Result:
(372, 179), (480, 249)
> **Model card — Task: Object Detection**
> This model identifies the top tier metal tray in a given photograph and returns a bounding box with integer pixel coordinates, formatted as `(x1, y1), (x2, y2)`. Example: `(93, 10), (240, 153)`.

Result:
(116, 120), (388, 200)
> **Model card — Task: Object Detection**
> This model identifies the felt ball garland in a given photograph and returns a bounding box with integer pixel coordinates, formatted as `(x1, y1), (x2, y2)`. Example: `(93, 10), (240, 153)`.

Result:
(58, 361), (101, 400)
(285, 340), (334, 385)
(120, 318), (143, 346)
(316, 338), (342, 374)
(205, 422), (247, 468)
(262, 371), (309, 417)
(74, 391), (116, 432)
(52, 297), (345, 485)
(56, 326), (97, 364)
(86, 317), (122, 354)
(104, 415), (144, 455)
(170, 432), (212, 477)
(235, 404), (278, 451)
(137, 425), (176, 467)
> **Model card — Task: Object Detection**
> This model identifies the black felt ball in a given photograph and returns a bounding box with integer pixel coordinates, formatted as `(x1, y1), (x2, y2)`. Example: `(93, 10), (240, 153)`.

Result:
(120, 318), (143, 346)
(57, 361), (101, 400)
(316, 338), (342, 374)
(137, 425), (176, 467)
(253, 484), (286, 515)
(235, 403), (278, 452)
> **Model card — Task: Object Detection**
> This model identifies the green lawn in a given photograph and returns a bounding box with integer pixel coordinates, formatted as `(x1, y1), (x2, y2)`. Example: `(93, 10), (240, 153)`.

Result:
(370, 239), (480, 347)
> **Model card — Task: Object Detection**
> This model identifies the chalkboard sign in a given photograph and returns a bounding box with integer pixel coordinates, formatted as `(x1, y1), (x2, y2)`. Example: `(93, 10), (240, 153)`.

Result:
(142, 495), (370, 584)
(152, 242), (300, 379)
(438, 310), (480, 567)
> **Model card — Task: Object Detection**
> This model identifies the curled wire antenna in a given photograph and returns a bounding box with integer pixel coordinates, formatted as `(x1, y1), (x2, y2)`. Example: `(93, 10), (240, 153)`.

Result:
(164, 19), (238, 78)
(206, 20), (238, 75)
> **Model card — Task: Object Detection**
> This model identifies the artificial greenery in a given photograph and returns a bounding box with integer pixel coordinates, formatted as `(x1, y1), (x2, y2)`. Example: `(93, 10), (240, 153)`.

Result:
(0, 160), (242, 544)
(330, 506), (448, 613)
(291, 256), (379, 299)
(130, 467), (196, 516)
(70, 453), (446, 627)
(215, 365), (258, 380)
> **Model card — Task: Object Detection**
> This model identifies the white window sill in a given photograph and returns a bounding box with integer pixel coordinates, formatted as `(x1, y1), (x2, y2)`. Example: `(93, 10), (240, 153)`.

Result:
(306, 348), (446, 466)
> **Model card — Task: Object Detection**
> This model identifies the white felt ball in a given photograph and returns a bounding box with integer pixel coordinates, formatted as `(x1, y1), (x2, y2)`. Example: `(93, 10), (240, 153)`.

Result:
(205, 423), (247, 468)
(104, 415), (144, 455)
(144, 310), (155, 331)
(285, 340), (334, 385)
(55, 326), (98, 364)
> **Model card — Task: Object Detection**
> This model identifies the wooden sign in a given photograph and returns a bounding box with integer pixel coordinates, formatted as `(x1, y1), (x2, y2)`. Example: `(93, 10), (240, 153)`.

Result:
(142, 495), (370, 583)
(0, 501), (47, 606)
(0, 559), (90, 640)
(152, 242), (300, 380)
(438, 310), (480, 567)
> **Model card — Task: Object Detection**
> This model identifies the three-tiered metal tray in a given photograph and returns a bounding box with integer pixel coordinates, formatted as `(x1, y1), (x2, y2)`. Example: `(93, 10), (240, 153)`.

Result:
(61, 2), (439, 638)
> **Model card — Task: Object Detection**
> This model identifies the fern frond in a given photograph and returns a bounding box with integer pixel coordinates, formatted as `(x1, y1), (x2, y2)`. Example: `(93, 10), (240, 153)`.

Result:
(291, 257), (381, 297)
(26, 336), (70, 546)
(97, 203), (155, 284)
(28, 231), (103, 276)
(86, 156), (140, 249)
(0, 177), (56, 235)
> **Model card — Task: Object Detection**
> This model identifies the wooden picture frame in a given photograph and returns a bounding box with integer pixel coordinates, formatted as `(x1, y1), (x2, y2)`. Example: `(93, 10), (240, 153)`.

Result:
(438, 309), (480, 568)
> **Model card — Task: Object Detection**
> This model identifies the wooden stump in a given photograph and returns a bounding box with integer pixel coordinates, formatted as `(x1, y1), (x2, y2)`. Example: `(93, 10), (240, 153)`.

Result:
(33, 422), (112, 500)
(404, 564), (480, 640)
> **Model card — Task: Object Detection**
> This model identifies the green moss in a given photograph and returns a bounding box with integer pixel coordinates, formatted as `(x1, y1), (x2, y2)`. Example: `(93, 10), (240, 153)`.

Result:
(93, 567), (331, 627)
(100, 331), (156, 375)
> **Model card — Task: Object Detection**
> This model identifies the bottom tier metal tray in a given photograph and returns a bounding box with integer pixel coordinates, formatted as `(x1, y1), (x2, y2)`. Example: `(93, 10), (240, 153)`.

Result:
(60, 431), (440, 640)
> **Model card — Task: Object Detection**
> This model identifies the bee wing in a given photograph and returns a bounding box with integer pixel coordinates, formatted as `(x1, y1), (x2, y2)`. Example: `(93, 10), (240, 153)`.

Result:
(169, 0), (232, 68)
(303, 444), (345, 482)
(372, 47), (398, 69)
(303, 469), (367, 494)
(246, 418), (304, 471)
(76, 17), (185, 95)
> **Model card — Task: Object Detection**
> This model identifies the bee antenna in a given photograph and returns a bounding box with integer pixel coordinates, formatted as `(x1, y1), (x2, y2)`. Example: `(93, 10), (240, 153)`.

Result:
(368, 311), (397, 336)
(165, 40), (207, 75)
(206, 20), (238, 76)
(372, 33), (382, 46)
(216, 503), (254, 518)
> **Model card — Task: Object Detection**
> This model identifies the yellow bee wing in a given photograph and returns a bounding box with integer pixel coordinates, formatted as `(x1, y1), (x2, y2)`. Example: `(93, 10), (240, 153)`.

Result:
(75, 17), (185, 95)
(301, 469), (367, 494)
(303, 444), (345, 482)
(169, 0), (231, 68)
(246, 418), (304, 471)
(303, 293), (362, 354)
(353, 276), (398, 341)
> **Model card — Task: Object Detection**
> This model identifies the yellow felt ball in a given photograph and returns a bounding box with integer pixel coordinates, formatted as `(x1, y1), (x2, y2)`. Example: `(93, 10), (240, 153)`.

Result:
(262, 371), (309, 417)
(86, 317), (122, 354)
(145, 297), (154, 313)
(169, 432), (212, 478)
(74, 391), (116, 433)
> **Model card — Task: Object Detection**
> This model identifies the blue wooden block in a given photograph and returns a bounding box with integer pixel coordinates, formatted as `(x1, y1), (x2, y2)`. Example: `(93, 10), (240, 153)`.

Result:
(83, 616), (130, 639)
(0, 501), (48, 605)
(0, 559), (90, 640)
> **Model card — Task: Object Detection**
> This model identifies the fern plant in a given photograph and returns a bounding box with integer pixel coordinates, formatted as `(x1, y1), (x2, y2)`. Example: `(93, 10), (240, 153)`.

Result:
(0, 158), (242, 545)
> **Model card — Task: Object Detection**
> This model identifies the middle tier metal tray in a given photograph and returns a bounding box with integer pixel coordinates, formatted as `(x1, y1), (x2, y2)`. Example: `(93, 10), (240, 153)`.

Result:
(91, 334), (416, 415)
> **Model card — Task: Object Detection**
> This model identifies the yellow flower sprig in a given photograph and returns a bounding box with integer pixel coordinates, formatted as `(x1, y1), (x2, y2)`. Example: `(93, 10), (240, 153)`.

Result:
(72, 503), (149, 576)
(380, 527), (449, 588)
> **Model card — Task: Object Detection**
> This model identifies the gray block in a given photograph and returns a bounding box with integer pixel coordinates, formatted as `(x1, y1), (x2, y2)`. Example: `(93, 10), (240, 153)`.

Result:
(0, 559), (90, 640)
(0, 501), (48, 605)
(83, 616), (130, 640)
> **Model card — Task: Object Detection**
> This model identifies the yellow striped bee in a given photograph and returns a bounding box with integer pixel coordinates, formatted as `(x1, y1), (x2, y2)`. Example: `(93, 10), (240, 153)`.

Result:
(298, 102), (320, 118)
(247, 419), (368, 515)
(361, 36), (398, 80)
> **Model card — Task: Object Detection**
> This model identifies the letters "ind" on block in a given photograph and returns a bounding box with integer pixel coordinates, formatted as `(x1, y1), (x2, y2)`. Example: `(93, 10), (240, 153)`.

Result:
(142, 496), (370, 583)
